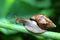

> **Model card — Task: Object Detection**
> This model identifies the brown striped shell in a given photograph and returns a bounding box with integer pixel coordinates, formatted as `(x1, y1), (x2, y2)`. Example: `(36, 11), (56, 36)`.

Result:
(30, 14), (56, 29)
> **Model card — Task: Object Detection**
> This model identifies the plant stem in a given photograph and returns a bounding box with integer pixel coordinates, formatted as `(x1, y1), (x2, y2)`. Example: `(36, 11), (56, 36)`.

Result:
(0, 20), (60, 39)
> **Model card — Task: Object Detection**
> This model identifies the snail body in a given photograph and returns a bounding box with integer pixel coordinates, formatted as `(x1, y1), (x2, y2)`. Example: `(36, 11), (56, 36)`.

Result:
(16, 18), (46, 33)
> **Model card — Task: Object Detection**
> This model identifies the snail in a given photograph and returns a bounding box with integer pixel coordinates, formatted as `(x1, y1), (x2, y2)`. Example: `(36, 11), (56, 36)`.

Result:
(16, 14), (56, 33)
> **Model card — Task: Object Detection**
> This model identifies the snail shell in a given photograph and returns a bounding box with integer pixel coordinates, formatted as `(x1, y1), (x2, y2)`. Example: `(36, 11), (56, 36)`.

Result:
(30, 14), (56, 29)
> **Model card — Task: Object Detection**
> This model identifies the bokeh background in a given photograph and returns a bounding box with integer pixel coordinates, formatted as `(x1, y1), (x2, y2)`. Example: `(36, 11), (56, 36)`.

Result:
(0, 0), (60, 40)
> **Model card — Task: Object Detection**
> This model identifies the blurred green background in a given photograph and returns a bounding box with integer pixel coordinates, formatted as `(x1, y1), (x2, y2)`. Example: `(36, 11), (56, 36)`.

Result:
(0, 0), (60, 40)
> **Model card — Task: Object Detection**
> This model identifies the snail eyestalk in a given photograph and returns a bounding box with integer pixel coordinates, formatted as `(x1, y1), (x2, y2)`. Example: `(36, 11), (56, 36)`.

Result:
(16, 18), (27, 24)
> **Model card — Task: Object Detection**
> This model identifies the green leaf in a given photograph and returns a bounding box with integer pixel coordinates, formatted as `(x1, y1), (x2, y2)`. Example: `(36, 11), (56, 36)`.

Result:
(21, 0), (51, 8)
(0, 0), (15, 18)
